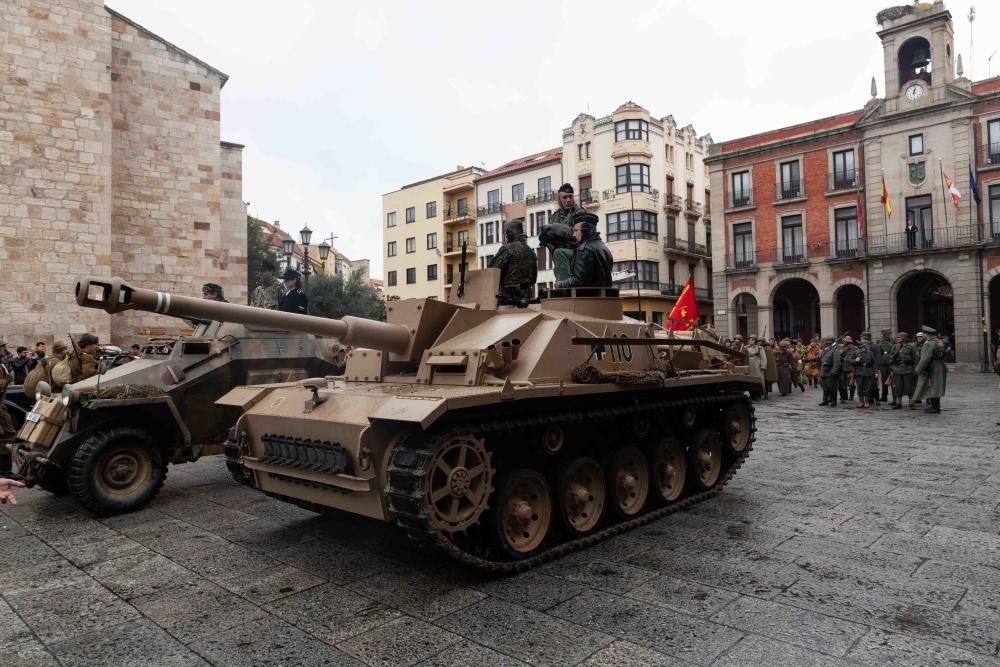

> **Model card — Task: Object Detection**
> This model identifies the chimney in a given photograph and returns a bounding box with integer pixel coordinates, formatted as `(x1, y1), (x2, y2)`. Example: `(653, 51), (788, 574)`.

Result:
(274, 219), (280, 228)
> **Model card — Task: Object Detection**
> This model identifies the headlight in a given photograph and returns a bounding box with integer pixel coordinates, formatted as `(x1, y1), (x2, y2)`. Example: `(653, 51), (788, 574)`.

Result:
(61, 387), (74, 407)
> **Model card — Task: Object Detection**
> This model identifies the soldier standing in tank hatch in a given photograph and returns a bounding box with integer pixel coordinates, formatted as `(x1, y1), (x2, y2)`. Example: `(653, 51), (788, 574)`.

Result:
(490, 219), (537, 301)
(555, 211), (612, 288)
(548, 183), (586, 281)
(278, 268), (308, 314)
(251, 259), (284, 309)
(202, 283), (229, 302)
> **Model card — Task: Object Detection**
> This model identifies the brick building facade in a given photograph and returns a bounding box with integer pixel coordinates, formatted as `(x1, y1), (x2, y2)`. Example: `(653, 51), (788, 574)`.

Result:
(708, 2), (1000, 368)
(1, 0), (246, 345)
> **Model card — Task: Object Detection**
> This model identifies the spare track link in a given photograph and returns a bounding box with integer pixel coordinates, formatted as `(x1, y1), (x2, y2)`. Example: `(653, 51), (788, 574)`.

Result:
(387, 392), (756, 574)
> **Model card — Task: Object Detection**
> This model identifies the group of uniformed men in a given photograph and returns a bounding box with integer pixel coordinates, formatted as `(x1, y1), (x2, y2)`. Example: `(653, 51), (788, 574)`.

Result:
(814, 327), (948, 414)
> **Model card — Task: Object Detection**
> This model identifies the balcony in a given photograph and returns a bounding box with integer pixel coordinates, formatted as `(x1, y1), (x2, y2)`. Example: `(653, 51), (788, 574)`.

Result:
(775, 178), (805, 202)
(771, 245), (809, 267)
(580, 188), (600, 209)
(871, 224), (979, 254)
(663, 236), (709, 257)
(725, 251), (757, 272)
(525, 191), (554, 207)
(684, 199), (703, 217)
(475, 202), (502, 218)
(604, 188), (659, 203)
(827, 169), (861, 192)
(651, 282), (714, 301)
(819, 239), (867, 260)
(443, 240), (476, 256)
(979, 142), (1000, 168)
(662, 194), (683, 211)
(728, 192), (754, 210)
(443, 205), (472, 223)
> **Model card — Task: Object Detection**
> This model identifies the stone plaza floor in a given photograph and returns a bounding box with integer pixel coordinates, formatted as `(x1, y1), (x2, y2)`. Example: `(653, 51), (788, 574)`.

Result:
(2, 371), (1000, 666)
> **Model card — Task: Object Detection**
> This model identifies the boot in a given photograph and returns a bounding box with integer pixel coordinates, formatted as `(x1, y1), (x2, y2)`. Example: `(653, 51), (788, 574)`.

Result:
(855, 401), (865, 409)
(924, 398), (941, 414)
(799, 383), (805, 392)
(830, 398), (837, 407)
(891, 402), (902, 410)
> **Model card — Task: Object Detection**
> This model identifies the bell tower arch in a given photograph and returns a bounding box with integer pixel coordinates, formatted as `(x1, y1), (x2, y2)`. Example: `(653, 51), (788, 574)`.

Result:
(876, 2), (955, 111)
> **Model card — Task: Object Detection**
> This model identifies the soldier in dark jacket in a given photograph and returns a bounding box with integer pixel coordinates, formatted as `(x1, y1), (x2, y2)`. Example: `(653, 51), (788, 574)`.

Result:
(490, 219), (537, 301)
(818, 337), (841, 406)
(838, 336), (855, 402)
(556, 211), (612, 288)
(889, 332), (916, 409)
(278, 269), (309, 314)
(877, 329), (894, 403)
(848, 339), (876, 409)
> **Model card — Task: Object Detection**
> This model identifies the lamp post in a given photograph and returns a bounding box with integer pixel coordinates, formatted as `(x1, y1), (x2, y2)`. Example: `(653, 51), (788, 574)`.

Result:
(281, 236), (294, 273)
(299, 225), (313, 292)
(317, 234), (338, 275)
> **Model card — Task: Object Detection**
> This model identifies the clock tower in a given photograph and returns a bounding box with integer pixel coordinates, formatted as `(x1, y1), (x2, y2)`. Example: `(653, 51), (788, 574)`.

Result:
(876, 2), (956, 113)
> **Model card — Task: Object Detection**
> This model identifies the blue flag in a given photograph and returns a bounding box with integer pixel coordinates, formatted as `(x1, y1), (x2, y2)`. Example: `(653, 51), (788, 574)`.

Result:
(969, 163), (981, 205)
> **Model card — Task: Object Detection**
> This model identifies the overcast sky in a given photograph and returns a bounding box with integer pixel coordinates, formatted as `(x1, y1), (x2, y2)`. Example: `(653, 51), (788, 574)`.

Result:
(106, 0), (998, 278)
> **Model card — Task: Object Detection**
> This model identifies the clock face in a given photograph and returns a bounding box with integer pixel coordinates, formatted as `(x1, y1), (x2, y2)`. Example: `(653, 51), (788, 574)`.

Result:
(906, 84), (923, 101)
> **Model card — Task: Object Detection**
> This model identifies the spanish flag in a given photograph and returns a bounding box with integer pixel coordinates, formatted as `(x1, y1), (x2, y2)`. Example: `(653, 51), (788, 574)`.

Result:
(943, 171), (961, 209)
(666, 277), (699, 331)
(880, 176), (892, 219)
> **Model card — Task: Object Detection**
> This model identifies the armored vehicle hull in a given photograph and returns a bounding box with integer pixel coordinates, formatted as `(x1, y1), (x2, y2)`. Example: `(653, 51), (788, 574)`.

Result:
(70, 272), (758, 568)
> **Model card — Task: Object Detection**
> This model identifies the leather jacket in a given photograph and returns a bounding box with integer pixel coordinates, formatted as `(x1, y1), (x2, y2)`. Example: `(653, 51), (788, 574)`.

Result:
(556, 233), (612, 288)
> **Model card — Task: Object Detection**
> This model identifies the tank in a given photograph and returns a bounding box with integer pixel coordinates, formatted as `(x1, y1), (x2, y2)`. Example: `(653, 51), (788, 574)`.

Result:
(8, 282), (348, 515)
(64, 271), (758, 571)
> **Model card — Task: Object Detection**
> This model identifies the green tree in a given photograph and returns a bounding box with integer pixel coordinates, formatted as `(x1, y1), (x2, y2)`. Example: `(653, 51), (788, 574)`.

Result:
(246, 216), (280, 304)
(307, 268), (387, 321)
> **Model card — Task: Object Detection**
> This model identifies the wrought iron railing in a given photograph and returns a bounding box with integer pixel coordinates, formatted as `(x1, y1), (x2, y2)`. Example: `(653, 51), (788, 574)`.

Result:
(525, 191), (554, 206)
(444, 205), (471, 220)
(475, 203), (501, 217)
(684, 199), (703, 216)
(771, 245), (808, 265)
(981, 142), (1000, 167)
(663, 194), (683, 210)
(828, 169), (860, 191)
(776, 178), (805, 201)
(874, 224), (978, 254)
(729, 191), (753, 209)
(725, 251), (756, 271)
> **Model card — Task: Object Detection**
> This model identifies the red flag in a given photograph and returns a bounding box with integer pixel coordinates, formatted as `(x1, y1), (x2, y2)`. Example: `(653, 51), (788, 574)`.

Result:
(667, 277), (699, 331)
(880, 176), (892, 218)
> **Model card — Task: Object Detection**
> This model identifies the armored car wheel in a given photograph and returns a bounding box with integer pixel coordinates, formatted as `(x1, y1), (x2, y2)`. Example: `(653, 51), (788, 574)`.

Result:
(686, 429), (721, 491)
(647, 438), (686, 503)
(67, 426), (167, 516)
(493, 468), (552, 558)
(720, 402), (753, 456)
(556, 457), (605, 536)
(607, 446), (650, 518)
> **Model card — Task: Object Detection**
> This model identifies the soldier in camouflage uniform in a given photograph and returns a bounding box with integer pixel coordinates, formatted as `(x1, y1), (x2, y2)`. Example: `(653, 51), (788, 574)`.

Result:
(547, 183), (585, 282)
(490, 219), (537, 300)
(848, 338), (876, 409)
(889, 332), (916, 409)
(251, 260), (284, 309)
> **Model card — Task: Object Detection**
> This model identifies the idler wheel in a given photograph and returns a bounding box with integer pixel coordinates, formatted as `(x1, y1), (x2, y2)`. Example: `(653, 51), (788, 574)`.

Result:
(647, 437), (686, 503)
(720, 402), (753, 455)
(493, 468), (552, 558)
(606, 446), (650, 519)
(425, 434), (493, 533)
(687, 429), (722, 491)
(556, 457), (605, 536)
(674, 405), (699, 430)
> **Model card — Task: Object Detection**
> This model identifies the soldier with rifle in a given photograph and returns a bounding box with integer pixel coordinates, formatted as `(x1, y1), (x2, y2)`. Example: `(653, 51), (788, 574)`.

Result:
(51, 333), (100, 392)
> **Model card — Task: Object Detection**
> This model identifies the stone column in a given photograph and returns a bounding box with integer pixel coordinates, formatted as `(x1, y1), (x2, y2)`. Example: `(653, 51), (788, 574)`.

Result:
(756, 306), (773, 338)
(820, 302), (836, 338)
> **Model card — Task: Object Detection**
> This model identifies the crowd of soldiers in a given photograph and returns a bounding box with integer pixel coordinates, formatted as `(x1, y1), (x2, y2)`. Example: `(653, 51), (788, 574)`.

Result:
(723, 327), (951, 414)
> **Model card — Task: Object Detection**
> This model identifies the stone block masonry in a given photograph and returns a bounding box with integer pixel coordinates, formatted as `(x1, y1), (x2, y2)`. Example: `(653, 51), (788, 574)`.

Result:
(0, 1), (246, 345)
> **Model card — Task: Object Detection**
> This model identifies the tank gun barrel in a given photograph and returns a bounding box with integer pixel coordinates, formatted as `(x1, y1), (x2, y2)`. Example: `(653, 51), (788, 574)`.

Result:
(75, 276), (411, 355)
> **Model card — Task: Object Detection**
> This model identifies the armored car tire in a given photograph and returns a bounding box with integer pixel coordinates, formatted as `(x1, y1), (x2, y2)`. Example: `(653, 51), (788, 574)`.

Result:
(67, 425), (167, 516)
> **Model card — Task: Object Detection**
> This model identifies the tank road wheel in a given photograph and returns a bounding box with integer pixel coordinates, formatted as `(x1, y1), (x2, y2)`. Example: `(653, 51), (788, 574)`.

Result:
(556, 457), (606, 536)
(425, 435), (493, 533)
(607, 446), (650, 519)
(687, 429), (722, 492)
(647, 438), (686, 503)
(720, 402), (753, 456)
(674, 405), (698, 431)
(493, 468), (552, 559)
(67, 426), (167, 516)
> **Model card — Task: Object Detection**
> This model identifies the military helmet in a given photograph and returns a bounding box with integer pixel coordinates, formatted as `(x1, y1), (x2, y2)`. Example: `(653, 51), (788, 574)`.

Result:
(842, 335), (854, 344)
(503, 219), (526, 239)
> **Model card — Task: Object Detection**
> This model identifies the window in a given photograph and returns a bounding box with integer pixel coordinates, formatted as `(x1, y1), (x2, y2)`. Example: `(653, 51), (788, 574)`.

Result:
(781, 214), (804, 262)
(667, 260), (676, 286)
(446, 264), (454, 284)
(615, 119), (649, 141)
(578, 144), (585, 160)
(616, 163), (650, 193)
(988, 119), (1000, 164)
(584, 141), (591, 158)
(405, 237), (415, 253)
(909, 134), (923, 156)
(731, 171), (751, 207)
(427, 264), (438, 281)
(486, 188), (500, 214)
(612, 260), (659, 291)
(665, 144), (675, 161)
(989, 184), (1000, 239)
(387, 211), (396, 227)
(512, 183), (524, 202)
(387, 241), (397, 257)
(666, 176), (674, 195)
(778, 160), (801, 200)
(405, 267), (416, 284)
(733, 222), (753, 267)
(426, 201), (437, 218)
(834, 207), (859, 257)
(685, 152), (694, 170)
(537, 176), (551, 195)
(458, 230), (469, 247)
(387, 270), (397, 287)
(606, 210), (658, 242)
(405, 207), (415, 224)
(905, 194), (933, 249)
(457, 197), (468, 215)
(688, 263), (696, 281)
(536, 246), (549, 271)
(426, 232), (437, 249)
(832, 149), (856, 189)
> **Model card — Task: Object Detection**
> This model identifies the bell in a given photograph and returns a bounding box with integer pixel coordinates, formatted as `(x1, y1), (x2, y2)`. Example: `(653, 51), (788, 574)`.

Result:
(910, 49), (930, 71)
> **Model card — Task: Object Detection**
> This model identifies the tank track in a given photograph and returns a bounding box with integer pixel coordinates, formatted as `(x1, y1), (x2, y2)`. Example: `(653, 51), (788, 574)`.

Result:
(387, 392), (755, 574)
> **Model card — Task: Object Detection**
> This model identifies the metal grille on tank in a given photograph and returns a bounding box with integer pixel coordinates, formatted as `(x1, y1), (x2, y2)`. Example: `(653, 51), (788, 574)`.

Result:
(259, 434), (351, 475)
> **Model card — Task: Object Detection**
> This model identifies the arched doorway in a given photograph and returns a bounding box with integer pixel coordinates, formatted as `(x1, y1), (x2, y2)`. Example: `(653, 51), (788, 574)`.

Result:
(835, 285), (865, 338)
(772, 279), (820, 340)
(896, 271), (954, 341)
(732, 293), (758, 339)
(989, 275), (1000, 358)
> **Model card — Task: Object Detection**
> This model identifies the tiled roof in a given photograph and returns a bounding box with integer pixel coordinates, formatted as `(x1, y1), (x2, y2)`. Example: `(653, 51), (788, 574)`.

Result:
(477, 147), (562, 181)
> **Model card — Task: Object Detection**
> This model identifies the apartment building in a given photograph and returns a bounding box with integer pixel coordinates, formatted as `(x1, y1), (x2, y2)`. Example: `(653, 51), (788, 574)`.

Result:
(562, 102), (714, 325)
(382, 166), (483, 300)
(707, 1), (1000, 367)
(474, 148), (563, 291)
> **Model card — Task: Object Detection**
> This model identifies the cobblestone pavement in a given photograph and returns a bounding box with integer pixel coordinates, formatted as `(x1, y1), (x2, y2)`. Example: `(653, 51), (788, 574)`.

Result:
(3, 372), (1000, 666)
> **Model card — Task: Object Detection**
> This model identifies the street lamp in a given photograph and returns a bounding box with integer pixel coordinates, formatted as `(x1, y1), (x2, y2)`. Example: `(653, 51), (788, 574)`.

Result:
(317, 234), (338, 274)
(281, 236), (294, 272)
(299, 225), (313, 291)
